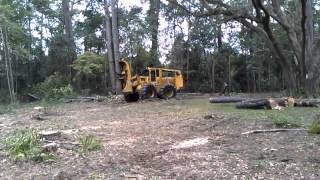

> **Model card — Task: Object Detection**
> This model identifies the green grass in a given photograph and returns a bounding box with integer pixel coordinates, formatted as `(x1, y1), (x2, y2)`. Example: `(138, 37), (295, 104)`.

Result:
(308, 122), (320, 134)
(0, 103), (19, 114)
(4, 129), (54, 162)
(77, 135), (102, 154)
(182, 99), (318, 127)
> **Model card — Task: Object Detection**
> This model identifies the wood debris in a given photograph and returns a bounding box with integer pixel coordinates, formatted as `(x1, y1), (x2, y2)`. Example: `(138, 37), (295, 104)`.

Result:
(241, 128), (306, 135)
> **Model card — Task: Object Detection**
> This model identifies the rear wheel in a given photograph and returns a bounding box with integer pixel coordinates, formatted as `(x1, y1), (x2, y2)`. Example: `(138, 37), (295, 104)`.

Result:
(124, 92), (139, 102)
(159, 85), (176, 99)
(141, 85), (157, 100)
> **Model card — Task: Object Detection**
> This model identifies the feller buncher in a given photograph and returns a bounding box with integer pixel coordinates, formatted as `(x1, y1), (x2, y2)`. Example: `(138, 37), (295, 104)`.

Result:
(119, 59), (184, 102)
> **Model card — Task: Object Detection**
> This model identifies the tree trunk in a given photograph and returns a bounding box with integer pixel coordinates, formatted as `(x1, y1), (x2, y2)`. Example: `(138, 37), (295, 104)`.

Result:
(228, 55), (231, 94)
(104, 0), (116, 93)
(217, 24), (223, 52)
(301, 0), (317, 96)
(211, 56), (215, 92)
(62, 0), (76, 80)
(111, 0), (122, 94)
(149, 0), (160, 65)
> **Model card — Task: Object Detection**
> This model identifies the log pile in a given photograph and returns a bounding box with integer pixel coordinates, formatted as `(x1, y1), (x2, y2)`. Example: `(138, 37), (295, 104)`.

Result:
(209, 96), (320, 109)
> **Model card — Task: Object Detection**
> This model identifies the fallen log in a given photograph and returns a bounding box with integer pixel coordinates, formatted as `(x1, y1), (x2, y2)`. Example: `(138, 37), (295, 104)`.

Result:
(64, 96), (97, 103)
(209, 96), (247, 103)
(241, 128), (306, 135)
(294, 99), (320, 107)
(27, 93), (40, 101)
(235, 99), (280, 110)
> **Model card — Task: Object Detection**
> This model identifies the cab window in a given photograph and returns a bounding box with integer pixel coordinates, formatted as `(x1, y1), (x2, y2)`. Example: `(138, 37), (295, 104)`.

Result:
(150, 70), (156, 81)
(162, 70), (175, 77)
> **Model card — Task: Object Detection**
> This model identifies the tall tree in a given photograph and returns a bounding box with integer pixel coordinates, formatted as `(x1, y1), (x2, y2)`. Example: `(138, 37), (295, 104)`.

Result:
(104, 0), (116, 92)
(62, 0), (76, 80)
(148, 0), (160, 65)
(111, 0), (122, 94)
(168, 0), (320, 96)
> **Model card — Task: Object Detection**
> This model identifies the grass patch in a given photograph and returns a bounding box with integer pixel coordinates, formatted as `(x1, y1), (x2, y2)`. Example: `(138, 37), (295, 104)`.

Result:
(77, 135), (102, 154)
(308, 122), (320, 134)
(0, 103), (19, 114)
(4, 129), (53, 162)
(268, 113), (301, 128)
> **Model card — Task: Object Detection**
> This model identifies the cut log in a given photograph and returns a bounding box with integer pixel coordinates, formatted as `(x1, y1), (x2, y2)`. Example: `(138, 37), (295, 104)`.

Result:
(294, 99), (320, 107)
(241, 128), (306, 135)
(235, 99), (280, 110)
(39, 130), (61, 140)
(27, 93), (40, 101)
(209, 96), (247, 103)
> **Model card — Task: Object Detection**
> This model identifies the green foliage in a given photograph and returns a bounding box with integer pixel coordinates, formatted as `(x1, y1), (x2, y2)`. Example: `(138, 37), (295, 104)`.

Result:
(0, 103), (18, 114)
(308, 113), (320, 134)
(77, 135), (102, 154)
(308, 122), (320, 134)
(4, 129), (53, 162)
(71, 52), (105, 75)
(268, 113), (300, 128)
(32, 73), (74, 101)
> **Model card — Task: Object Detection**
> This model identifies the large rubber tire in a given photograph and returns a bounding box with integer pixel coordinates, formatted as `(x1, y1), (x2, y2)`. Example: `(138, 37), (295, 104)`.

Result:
(124, 92), (139, 102)
(159, 85), (176, 99)
(141, 85), (157, 100)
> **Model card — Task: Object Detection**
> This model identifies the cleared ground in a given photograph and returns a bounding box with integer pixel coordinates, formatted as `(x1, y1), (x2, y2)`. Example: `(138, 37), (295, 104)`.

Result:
(0, 97), (320, 179)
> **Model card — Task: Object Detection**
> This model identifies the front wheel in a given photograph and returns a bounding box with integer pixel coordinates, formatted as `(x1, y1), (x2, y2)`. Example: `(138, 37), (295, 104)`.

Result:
(124, 93), (139, 102)
(159, 85), (176, 99)
(141, 85), (157, 100)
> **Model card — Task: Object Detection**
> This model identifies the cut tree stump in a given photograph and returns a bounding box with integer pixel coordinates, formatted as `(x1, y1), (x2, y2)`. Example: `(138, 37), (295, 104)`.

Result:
(209, 96), (247, 103)
(235, 99), (280, 110)
(42, 142), (58, 152)
(274, 97), (295, 107)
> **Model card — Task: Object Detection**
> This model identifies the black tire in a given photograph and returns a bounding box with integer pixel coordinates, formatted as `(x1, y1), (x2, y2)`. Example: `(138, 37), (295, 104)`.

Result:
(159, 85), (176, 99)
(141, 85), (157, 100)
(124, 92), (139, 102)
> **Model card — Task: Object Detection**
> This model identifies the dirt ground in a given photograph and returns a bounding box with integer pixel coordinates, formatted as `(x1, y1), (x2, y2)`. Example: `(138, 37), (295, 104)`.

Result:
(0, 96), (320, 179)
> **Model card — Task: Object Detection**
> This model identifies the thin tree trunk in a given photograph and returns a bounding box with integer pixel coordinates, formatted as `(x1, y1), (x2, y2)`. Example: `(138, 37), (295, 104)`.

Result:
(111, 0), (122, 94)
(27, 0), (33, 87)
(211, 55), (215, 92)
(104, 0), (116, 93)
(228, 55), (231, 94)
(1, 26), (15, 103)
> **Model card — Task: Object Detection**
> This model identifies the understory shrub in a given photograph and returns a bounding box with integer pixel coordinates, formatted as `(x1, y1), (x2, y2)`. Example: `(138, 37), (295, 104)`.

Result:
(32, 73), (74, 101)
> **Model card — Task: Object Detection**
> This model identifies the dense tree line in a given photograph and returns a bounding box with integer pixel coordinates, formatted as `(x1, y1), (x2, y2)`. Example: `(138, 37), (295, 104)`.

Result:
(0, 0), (319, 103)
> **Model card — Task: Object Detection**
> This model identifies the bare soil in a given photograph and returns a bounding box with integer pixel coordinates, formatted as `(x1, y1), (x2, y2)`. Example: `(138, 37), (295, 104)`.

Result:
(0, 97), (319, 179)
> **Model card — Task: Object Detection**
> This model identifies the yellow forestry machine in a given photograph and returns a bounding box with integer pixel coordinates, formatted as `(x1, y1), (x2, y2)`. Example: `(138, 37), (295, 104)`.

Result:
(119, 59), (184, 102)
